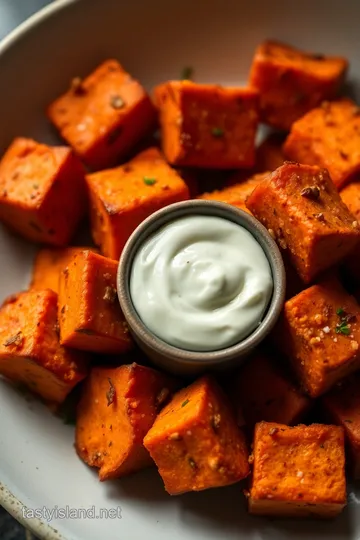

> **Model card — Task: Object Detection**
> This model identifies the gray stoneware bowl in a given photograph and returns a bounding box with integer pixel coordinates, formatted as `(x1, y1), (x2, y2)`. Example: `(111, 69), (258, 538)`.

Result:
(117, 200), (286, 375)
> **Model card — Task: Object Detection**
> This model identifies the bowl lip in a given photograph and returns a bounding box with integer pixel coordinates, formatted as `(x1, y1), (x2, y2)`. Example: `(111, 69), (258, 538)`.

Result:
(117, 199), (286, 366)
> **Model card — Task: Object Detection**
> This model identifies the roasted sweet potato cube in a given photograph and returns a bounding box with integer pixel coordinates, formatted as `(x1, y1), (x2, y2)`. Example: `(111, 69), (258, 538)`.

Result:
(255, 133), (286, 173)
(276, 276), (360, 397)
(0, 138), (86, 245)
(284, 99), (360, 189)
(58, 250), (132, 354)
(143, 375), (249, 495)
(154, 81), (259, 169)
(248, 422), (346, 518)
(233, 353), (311, 430)
(76, 363), (176, 480)
(47, 59), (156, 171)
(31, 246), (98, 293)
(249, 40), (348, 130)
(198, 172), (268, 213)
(322, 374), (360, 478)
(86, 147), (189, 259)
(0, 289), (88, 403)
(246, 162), (360, 283)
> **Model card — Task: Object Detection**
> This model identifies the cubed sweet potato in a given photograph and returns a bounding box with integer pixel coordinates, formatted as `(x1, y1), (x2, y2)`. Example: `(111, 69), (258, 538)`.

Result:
(143, 375), (249, 495)
(154, 81), (259, 169)
(249, 40), (348, 130)
(0, 138), (86, 245)
(58, 250), (132, 354)
(248, 422), (346, 518)
(76, 363), (177, 480)
(322, 374), (360, 478)
(275, 276), (360, 397)
(47, 59), (156, 171)
(86, 147), (189, 259)
(30, 246), (98, 293)
(197, 172), (268, 213)
(246, 162), (360, 283)
(284, 99), (360, 189)
(233, 352), (311, 430)
(0, 289), (88, 403)
(255, 133), (286, 172)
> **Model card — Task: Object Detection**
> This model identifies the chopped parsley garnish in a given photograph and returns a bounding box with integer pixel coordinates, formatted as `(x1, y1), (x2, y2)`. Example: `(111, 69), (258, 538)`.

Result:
(181, 399), (189, 408)
(181, 66), (194, 80)
(211, 127), (225, 138)
(143, 177), (157, 186)
(335, 321), (351, 335)
(336, 307), (345, 316)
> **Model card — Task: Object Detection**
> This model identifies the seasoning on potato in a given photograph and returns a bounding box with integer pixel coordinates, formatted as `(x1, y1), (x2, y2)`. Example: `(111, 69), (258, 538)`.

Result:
(154, 80), (259, 169)
(58, 250), (132, 354)
(47, 59), (157, 171)
(0, 137), (87, 246)
(86, 147), (189, 259)
(144, 375), (250, 495)
(76, 363), (177, 480)
(248, 422), (347, 518)
(247, 162), (360, 283)
(0, 289), (88, 404)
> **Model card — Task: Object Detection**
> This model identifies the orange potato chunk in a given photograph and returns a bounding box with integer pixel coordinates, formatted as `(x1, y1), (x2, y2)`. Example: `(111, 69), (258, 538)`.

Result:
(0, 138), (86, 245)
(284, 99), (360, 189)
(246, 162), (360, 283)
(144, 375), (249, 495)
(322, 373), (360, 478)
(249, 422), (346, 518)
(86, 147), (189, 259)
(233, 352), (311, 430)
(249, 40), (348, 130)
(47, 59), (156, 171)
(30, 246), (98, 293)
(276, 276), (360, 397)
(58, 250), (132, 354)
(154, 81), (259, 169)
(76, 363), (177, 480)
(0, 289), (88, 403)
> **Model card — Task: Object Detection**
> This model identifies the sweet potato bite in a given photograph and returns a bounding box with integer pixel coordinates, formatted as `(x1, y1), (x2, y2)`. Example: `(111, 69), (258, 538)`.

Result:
(86, 147), (189, 259)
(0, 289), (88, 403)
(58, 250), (132, 354)
(198, 172), (268, 213)
(246, 162), (360, 283)
(248, 422), (346, 518)
(322, 373), (360, 478)
(276, 276), (360, 397)
(233, 352), (311, 430)
(31, 247), (98, 293)
(284, 99), (360, 189)
(249, 40), (348, 130)
(47, 59), (156, 171)
(143, 375), (249, 495)
(0, 138), (86, 245)
(154, 81), (259, 169)
(76, 363), (177, 480)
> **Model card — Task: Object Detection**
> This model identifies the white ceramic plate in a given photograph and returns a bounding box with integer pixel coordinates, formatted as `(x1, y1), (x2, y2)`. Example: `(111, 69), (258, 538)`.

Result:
(1, 0), (360, 538)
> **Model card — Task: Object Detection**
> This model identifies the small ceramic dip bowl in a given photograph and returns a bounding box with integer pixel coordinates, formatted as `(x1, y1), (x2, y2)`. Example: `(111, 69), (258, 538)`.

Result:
(117, 200), (285, 376)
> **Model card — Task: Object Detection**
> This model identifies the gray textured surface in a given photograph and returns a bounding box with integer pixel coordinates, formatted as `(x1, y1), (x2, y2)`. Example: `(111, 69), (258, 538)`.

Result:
(0, 4), (53, 540)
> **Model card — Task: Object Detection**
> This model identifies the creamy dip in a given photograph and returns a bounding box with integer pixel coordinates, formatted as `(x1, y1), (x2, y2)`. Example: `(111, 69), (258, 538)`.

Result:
(130, 215), (273, 352)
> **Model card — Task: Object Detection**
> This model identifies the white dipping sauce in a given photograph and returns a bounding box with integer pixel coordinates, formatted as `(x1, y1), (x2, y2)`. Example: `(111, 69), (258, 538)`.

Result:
(130, 215), (273, 352)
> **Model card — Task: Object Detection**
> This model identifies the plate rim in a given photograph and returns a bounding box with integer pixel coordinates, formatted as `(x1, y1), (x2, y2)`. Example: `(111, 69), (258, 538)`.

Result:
(0, 2), (81, 537)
